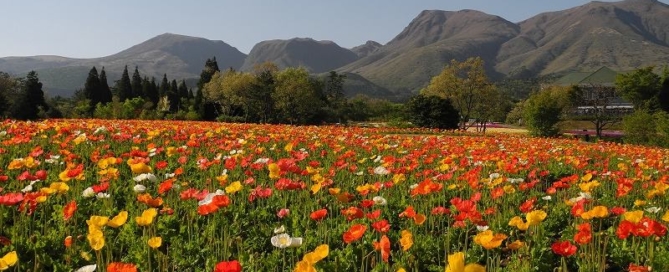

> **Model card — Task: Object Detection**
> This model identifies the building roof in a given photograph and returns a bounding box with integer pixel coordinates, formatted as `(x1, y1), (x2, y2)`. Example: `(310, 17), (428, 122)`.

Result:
(554, 67), (618, 86)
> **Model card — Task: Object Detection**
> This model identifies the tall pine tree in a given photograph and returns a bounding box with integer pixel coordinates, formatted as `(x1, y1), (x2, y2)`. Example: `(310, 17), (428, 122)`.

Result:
(115, 65), (133, 101)
(83, 67), (101, 115)
(169, 79), (179, 112)
(158, 74), (169, 98)
(99, 67), (113, 104)
(196, 57), (220, 118)
(131, 66), (143, 99)
(10, 71), (47, 120)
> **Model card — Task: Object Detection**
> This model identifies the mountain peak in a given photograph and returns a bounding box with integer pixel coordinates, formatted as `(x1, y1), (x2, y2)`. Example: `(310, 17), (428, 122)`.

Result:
(241, 38), (358, 73)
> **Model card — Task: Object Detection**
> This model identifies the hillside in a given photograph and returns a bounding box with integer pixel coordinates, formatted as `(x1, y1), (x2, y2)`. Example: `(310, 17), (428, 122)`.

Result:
(339, 10), (520, 93)
(240, 38), (359, 73)
(496, 0), (669, 78)
(351, 41), (382, 58)
(0, 33), (246, 97)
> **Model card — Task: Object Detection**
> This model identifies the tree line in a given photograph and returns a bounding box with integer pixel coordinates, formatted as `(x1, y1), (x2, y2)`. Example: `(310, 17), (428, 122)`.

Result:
(0, 58), (408, 123)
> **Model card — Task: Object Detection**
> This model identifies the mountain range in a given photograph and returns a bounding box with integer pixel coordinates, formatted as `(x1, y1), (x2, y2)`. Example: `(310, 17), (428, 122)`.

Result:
(1, 0), (668, 99)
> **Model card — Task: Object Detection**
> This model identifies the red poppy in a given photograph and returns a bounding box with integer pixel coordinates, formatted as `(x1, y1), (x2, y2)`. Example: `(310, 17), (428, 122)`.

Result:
(610, 206), (627, 216)
(155, 161), (168, 170)
(431, 206), (450, 215)
(360, 199), (375, 208)
(629, 263), (651, 272)
(277, 208), (290, 219)
(343, 224), (367, 244)
(399, 206), (417, 218)
(106, 262), (138, 272)
(371, 220), (391, 233)
(64, 236), (72, 248)
(366, 209), (381, 220)
(180, 188), (199, 200)
(519, 197), (536, 213)
(310, 209), (328, 221)
(63, 200), (77, 221)
(0, 236), (11, 246)
(0, 193), (23, 206)
(616, 220), (635, 239)
(551, 240), (577, 257)
(574, 223), (592, 245)
(92, 182), (109, 193)
(34, 170), (47, 180)
(158, 179), (174, 195)
(214, 260), (242, 272)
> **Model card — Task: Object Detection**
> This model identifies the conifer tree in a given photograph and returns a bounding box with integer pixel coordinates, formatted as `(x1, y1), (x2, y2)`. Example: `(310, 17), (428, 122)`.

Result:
(115, 65), (133, 101)
(82, 67), (101, 115)
(131, 66), (142, 99)
(10, 71), (47, 120)
(159, 74), (169, 98)
(99, 67), (113, 104)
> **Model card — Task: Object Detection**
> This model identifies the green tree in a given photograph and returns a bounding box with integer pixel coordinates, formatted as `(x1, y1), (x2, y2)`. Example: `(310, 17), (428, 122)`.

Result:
(421, 57), (496, 129)
(196, 58), (220, 119)
(406, 94), (459, 129)
(0, 72), (21, 117)
(99, 67), (113, 105)
(273, 67), (326, 124)
(131, 66), (143, 99)
(323, 71), (347, 123)
(82, 67), (101, 115)
(523, 86), (570, 137)
(144, 77), (159, 107)
(159, 74), (169, 99)
(115, 65), (133, 101)
(178, 80), (189, 110)
(10, 71), (47, 120)
(622, 110), (656, 145)
(659, 68), (669, 113)
(203, 69), (256, 119)
(249, 62), (278, 123)
(616, 66), (661, 110)
(168, 79), (179, 112)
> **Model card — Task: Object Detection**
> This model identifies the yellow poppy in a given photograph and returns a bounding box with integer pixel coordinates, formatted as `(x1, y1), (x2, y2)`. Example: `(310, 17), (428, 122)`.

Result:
(135, 208), (158, 226)
(148, 237), (162, 249)
(129, 162), (152, 174)
(662, 210), (669, 222)
(107, 211), (128, 228)
(508, 216), (529, 231)
(400, 230), (413, 251)
(473, 230), (507, 250)
(445, 252), (486, 272)
(525, 210), (547, 226)
(225, 181), (243, 194)
(86, 216), (109, 228)
(0, 251), (18, 270)
(623, 210), (644, 224)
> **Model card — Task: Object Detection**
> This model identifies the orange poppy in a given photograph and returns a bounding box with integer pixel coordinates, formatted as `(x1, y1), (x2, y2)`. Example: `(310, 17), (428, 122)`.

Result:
(342, 224), (367, 244)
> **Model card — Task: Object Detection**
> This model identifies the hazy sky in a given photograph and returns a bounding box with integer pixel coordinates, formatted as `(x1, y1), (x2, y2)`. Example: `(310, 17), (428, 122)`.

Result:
(1, 0), (661, 58)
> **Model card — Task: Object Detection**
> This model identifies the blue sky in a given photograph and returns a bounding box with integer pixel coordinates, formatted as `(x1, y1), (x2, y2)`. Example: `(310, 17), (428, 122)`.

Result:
(0, 0), (661, 58)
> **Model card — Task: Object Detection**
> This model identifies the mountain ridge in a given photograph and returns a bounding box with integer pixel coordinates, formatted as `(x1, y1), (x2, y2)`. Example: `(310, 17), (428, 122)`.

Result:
(3, 0), (669, 97)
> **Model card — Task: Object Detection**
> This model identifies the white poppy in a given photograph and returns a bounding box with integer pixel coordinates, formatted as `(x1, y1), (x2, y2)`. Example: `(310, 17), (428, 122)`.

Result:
(82, 187), (95, 198)
(288, 237), (303, 248)
(254, 158), (270, 164)
(133, 173), (157, 182)
(476, 225), (489, 232)
(21, 184), (33, 193)
(372, 196), (387, 206)
(645, 207), (662, 214)
(542, 196), (552, 201)
(271, 233), (292, 248)
(373, 166), (390, 175)
(133, 184), (147, 193)
(75, 264), (97, 272)
(96, 192), (110, 199)
(274, 225), (286, 234)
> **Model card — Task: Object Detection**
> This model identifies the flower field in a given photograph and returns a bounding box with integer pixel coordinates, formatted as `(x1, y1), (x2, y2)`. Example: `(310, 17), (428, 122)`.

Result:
(0, 119), (668, 272)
